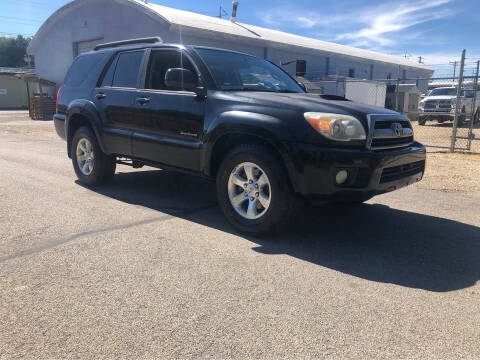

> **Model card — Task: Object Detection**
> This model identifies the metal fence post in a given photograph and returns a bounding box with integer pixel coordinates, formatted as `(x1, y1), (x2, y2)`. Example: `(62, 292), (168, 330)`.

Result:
(395, 76), (401, 113)
(467, 60), (479, 150)
(451, 49), (466, 152)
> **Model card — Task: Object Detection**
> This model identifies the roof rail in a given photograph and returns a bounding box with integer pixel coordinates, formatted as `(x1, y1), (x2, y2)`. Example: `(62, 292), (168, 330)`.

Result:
(94, 37), (163, 51)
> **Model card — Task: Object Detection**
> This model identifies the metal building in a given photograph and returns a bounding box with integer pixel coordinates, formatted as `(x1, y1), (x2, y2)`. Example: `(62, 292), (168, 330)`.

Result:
(28, 0), (433, 91)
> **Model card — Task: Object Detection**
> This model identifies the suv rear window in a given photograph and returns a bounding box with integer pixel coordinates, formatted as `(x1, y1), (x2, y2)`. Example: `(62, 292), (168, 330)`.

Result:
(112, 51), (144, 88)
(64, 53), (105, 87)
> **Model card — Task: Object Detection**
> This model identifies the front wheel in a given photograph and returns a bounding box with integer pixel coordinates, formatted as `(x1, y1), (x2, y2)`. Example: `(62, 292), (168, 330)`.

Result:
(216, 144), (301, 236)
(71, 126), (116, 186)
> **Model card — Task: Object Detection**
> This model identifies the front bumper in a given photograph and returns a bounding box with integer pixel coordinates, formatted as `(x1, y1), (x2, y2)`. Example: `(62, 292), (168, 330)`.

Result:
(288, 142), (426, 202)
(418, 108), (455, 117)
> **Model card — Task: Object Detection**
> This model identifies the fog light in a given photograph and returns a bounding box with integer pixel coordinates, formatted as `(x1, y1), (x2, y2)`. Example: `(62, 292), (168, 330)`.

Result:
(336, 170), (349, 185)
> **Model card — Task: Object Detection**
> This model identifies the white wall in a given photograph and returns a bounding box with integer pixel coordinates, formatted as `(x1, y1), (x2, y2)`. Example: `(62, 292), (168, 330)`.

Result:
(32, 0), (170, 85)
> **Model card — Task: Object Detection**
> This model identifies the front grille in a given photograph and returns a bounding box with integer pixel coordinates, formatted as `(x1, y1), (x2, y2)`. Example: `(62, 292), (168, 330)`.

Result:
(439, 100), (452, 108)
(371, 136), (414, 149)
(369, 117), (414, 150)
(380, 160), (425, 184)
(424, 99), (452, 111)
(374, 120), (411, 129)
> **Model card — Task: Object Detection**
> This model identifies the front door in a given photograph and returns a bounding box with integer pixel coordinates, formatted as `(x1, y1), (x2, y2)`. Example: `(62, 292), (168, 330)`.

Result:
(132, 49), (205, 171)
(93, 49), (146, 156)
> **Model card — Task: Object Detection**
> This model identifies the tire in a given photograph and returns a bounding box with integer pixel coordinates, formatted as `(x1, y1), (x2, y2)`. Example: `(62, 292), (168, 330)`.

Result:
(216, 144), (301, 236)
(71, 126), (116, 186)
(418, 117), (426, 126)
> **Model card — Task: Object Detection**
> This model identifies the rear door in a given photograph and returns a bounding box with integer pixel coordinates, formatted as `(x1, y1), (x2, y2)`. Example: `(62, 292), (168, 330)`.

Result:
(131, 48), (205, 171)
(93, 50), (146, 156)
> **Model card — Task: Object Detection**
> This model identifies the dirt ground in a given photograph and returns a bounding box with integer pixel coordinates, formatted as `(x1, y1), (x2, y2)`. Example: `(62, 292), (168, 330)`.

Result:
(419, 150), (480, 195)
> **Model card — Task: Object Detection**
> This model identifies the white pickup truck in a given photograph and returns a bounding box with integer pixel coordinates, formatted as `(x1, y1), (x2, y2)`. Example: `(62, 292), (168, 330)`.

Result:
(418, 87), (480, 125)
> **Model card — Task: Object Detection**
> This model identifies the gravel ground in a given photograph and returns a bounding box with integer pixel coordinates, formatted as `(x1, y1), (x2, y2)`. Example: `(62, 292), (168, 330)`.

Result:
(412, 120), (480, 152)
(1, 111), (479, 359)
(419, 151), (480, 195)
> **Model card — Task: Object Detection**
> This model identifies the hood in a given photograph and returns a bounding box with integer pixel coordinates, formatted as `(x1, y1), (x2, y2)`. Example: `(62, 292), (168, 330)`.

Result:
(422, 95), (456, 101)
(222, 91), (400, 122)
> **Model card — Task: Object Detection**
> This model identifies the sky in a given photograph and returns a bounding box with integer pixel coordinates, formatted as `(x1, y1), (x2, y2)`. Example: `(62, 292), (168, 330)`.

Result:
(2, 0), (480, 76)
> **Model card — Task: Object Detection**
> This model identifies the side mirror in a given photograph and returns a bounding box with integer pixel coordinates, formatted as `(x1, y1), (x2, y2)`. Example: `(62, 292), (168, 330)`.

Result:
(298, 82), (307, 92)
(165, 68), (198, 91)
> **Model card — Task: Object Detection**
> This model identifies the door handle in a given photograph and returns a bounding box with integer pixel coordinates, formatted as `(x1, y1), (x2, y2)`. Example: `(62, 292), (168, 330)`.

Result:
(136, 97), (150, 105)
(96, 93), (107, 100)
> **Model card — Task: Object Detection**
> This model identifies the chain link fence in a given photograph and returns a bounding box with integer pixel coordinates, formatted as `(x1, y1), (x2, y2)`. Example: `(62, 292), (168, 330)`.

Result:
(302, 50), (480, 153)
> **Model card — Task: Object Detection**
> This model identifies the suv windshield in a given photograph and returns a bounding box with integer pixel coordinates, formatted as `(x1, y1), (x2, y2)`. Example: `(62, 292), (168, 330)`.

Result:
(195, 48), (304, 93)
(429, 88), (457, 96)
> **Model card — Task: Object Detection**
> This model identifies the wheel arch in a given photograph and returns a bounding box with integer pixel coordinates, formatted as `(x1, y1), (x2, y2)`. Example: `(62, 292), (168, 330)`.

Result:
(206, 131), (301, 193)
(66, 101), (105, 158)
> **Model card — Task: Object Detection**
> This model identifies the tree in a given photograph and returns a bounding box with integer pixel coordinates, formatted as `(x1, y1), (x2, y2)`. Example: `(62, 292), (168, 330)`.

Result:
(0, 35), (31, 67)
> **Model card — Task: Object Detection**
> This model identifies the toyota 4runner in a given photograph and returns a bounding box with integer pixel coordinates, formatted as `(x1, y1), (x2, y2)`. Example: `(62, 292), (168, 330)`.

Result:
(54, 37), (426, 235)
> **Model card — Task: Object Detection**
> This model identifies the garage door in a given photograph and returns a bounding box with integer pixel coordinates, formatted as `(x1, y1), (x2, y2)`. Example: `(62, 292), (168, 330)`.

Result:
(74, 38), (104, 56)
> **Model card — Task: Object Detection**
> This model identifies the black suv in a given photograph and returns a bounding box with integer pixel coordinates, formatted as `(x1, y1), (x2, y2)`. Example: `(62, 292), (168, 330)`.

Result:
(54, 37), (426, 235)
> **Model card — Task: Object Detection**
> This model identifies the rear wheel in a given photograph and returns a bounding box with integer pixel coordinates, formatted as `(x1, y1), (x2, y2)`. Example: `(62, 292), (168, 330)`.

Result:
(418, 117), (426, 125)
(71, 126), (116, 186)
(216, 144), (301, 235)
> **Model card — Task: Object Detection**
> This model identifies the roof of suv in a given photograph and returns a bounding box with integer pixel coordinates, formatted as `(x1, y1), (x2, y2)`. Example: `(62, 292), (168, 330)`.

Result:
(87, 41), (253, 59)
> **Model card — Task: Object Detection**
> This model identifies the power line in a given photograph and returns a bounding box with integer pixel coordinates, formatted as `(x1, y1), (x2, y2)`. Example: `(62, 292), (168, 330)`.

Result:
(0, 15), (43, 24)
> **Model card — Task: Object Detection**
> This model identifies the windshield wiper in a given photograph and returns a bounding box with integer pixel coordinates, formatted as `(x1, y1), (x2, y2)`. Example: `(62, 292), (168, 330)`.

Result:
(222, 88), (276, 92)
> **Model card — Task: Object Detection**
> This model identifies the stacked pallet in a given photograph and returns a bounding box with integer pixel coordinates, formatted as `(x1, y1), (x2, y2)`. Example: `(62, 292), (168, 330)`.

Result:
(30, 96), (55, 120)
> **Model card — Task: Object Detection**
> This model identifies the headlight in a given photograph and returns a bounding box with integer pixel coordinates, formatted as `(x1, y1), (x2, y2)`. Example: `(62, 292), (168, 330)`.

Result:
(304, 112), (366, 141)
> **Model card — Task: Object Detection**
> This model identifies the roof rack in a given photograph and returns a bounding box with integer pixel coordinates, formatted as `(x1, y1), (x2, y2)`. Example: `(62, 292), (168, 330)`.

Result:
(94, 37), (163, 51)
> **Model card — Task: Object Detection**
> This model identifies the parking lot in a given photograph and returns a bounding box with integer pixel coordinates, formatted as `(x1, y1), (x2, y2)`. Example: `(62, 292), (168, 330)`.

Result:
(1, 111), (479, 359)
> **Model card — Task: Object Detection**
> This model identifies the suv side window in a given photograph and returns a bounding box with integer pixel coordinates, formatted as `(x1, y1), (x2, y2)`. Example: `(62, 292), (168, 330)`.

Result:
(112, 51), (144, 88)
(145, 50), (196, 91)
(65, 53), (105, 87)
(100, 55), (117, 87)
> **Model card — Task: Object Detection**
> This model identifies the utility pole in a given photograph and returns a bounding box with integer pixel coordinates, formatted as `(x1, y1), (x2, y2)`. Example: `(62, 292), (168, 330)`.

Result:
(449, 60), (457, 82)
(451, 50), (466, 152)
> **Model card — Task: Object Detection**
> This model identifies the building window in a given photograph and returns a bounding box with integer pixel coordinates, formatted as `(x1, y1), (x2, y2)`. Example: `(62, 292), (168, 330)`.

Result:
(296, 60), (307, 77)
(348, 68), (355, 78)
(402, 69), (407, 80)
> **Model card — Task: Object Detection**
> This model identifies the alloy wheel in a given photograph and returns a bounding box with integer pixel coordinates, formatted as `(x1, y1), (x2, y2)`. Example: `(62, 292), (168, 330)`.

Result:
(228, 162), (271, 220)
(76, 138), (95, 176)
